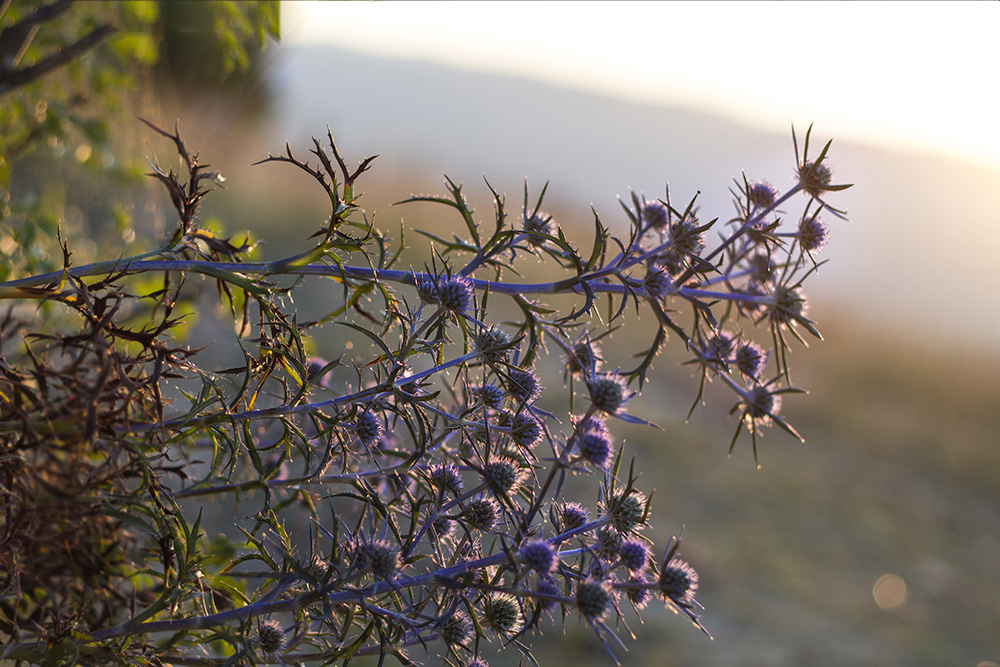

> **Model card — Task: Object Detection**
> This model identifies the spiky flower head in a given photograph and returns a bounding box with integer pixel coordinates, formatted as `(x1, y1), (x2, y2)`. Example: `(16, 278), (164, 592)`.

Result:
(508, 411), (543, 450)
(588, 372), (630, 415)
(735, 340), (768, 379)
(466, 659), (489, 667)
(661, 216), (706, 273)
(519, 539), (557, 574)
(256, 619), (285, 655)
(464, 495), (500, 531)
(642, 199), (669, 229)
(481, 456), (526, 495)
(626, 572), (653, 609)
(798, 214), (829, 252)
(603, 490), (648, 534)
(594, 526), (623, 563)
(438, 275), (475, 314)
(575, 429), (613, 469)
(505, 368), (542, 403)
(358, 539), (401, 580)
(746, 251), (776, 286)
(747, 179), (778, 210)
(705, 330), (736, 366)
(441, 610), (474, 647)
(575, 578), (613, 621)
(415, 275), (440, 304)
(743, 383), (782, 426)
(428, 462), (464, 495)
(797, 159), (834, 198)
(476, 325), (514, 365)
(659, 557), (699, 604)
(523, 210), (555, 246)
(556, 501), (589, 534)
(471, 383), (505, 410)
(767, 284), (809, 327)
(619, 538), (650, 572)
(568, 338), (602, 375)
(355, 410), (383, 447)
(535, 575), (561, 611)
(482, 592), (524, 635)
(643, 262), (673, 299)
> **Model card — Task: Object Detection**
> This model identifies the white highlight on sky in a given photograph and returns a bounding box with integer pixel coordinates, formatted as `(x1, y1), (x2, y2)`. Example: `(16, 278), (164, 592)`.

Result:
(281, 1), (1000, 171)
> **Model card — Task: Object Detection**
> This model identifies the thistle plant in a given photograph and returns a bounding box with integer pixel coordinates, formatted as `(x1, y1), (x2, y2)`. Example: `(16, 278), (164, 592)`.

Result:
(0, 119), (849, 666)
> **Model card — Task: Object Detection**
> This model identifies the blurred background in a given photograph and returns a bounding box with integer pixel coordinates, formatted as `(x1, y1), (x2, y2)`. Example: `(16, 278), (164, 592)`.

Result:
(8, 1), (1000, 666)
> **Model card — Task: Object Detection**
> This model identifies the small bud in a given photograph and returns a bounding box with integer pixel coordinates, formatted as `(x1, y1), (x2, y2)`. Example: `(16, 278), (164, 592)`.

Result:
(626, 572), (653, 609)
(643, 263), (673, 299)
(535, 575), (561, 611)
(735, 340), (768, 379)
(568, 339), (602, 375)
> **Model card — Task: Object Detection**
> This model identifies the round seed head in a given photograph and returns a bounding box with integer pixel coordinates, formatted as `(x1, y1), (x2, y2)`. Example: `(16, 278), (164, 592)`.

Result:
(642, 199), (669, 229)
(415, 275), (440, 304)
(603, 490), (647, 534)
(441, 610), (474, 647)
(575, 578), (613, 621)
(535, 575), (561, 611)
(643, 263), (673, 298)
(619, 538), (650, 572)
(556, 501), (589, 534)
(748, 180), (778, 209)
(355, 410), (383, 447)
(594, 526), (623, 563)
(519, 539), (557, 574)
(438, 275), (474, 314)
(568, 339), (602, 375)
(588, 373), (629, 414)
(626, 572), (653, 609)
(472, 383), (505, 409)
(576, 429), (613, 469)
(256, 619), (285, 655)
(735, 340), (768, 379)
(659, 557), (699, 603)
(482, 592), (524, 635)
(523, 211), (555, 246)
(481, 457), (526, 495)
(428, 462), (464, 495)
(359, 539), (401, 579)
(798, 214), (829, 252)
(509, 411), (543, 450)
(797, 159), (834, 197)
(505, 368), (542, 403)
(464, 495), (500, 531)
(705, 330), (735, 365)
(476, 325), (514, 365)
(768, 284), (809, 326)
(744, 383), (781, 425)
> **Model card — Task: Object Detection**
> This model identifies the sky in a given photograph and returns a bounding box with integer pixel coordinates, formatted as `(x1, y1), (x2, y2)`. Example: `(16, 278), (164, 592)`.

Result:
(280, 1), (1000, 172)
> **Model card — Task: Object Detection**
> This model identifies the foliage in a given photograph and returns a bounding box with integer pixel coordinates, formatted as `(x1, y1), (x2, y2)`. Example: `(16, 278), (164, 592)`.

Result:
(0, 3), (850, 666)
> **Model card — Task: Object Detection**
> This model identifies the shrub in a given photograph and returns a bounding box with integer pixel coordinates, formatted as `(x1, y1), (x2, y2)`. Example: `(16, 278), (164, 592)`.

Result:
(0, 116), (849, 665)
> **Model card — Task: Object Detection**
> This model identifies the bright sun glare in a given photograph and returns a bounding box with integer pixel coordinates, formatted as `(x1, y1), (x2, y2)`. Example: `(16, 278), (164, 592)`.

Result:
(281, 1), (1000, 171)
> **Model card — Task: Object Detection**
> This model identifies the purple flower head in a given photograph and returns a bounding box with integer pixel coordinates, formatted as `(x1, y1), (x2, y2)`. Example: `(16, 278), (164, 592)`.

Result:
(798, 214), (829, 252)
(575, 429), (613, 469)
(505, 368), (542, 403)
(519, 539), (557, 574)
(748, 179), (778, 210)
(642, 199), (669, 229)
(437, 275), (474, 314)
(659, 557), (699, 603)
(643, 262), (673, 299)
(523, 210), (555, 246)
(576, 578), (613, 621)
(619, 538), (650, 572)
(735, 340), (768, 379)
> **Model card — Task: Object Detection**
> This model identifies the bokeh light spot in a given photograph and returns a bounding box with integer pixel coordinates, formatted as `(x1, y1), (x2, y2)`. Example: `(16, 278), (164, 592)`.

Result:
(873, 573), (907, 610)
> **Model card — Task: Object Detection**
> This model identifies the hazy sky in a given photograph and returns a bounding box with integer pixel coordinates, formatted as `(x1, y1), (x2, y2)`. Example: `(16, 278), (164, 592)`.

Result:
(281, 1), (1000, 172)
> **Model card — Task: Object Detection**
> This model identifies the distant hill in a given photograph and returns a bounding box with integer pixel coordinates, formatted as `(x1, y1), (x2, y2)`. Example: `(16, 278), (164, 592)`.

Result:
(266, 44), (1000, 347)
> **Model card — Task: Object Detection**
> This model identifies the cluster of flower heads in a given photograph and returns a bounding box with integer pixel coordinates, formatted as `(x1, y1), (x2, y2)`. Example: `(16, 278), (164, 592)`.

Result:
(216, 127), (845, 666)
